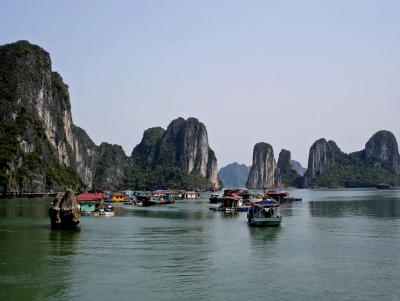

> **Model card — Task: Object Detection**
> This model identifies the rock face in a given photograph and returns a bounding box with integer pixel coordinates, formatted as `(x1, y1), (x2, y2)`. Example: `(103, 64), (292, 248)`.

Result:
(0, 41), (86, 192)
(304, 131), (400, 187)
(361, 130), (400, 176)
(49, 190), (80, 229)
(218, 162), (250, 188)
(93, 143), (128, 191)
(72, 125), (98, 188)
(304, 138), (347, 180)
(161, 117), (218, 183)
(130, 117), (220, 190)
(246, 143), (277, 189)
(0, 41), (219, 193)
(277, 149), (301, 187)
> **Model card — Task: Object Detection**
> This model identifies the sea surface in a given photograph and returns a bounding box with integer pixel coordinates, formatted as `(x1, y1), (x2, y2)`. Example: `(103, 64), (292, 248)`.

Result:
(1, 188), (400, 301)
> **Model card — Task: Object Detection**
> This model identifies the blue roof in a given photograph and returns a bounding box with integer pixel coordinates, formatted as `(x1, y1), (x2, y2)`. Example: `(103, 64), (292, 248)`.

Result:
(254, 199), (279, 206)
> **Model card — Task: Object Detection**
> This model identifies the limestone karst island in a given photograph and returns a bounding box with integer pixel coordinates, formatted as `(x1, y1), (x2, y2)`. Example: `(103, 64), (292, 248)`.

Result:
(1, 2), (400, 300)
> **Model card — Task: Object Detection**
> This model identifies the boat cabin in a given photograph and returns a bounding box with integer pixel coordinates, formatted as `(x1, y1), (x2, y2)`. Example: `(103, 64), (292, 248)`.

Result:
(80, 201), (99, 212)
(264, 190), (288, 202)
(247, 199), (281, 226)
(221, 194), (243, 209)
(182, 191), (200, 199)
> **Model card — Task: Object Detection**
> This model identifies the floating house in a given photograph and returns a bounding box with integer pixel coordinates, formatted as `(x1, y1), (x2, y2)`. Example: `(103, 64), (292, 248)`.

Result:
(76, 193), (104, 213)
(153, 190), (181, 200)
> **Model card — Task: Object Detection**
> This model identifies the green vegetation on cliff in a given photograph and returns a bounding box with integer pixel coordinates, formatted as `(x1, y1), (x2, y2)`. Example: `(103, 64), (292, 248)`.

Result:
(128, 119), (219, 190)
(305, 132), (400, 188)
(0, 41), (84, 193)
(314, 164), (395, 188)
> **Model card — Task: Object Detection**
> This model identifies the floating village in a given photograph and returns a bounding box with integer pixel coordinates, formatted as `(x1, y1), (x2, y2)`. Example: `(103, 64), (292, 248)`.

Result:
(48, 187), (303, 229)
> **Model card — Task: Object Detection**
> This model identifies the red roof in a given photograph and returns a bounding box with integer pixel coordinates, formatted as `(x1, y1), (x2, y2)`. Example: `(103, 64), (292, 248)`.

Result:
(112, 193), (125, 197)
(76, 193), (104, 202)
(222, 193), (241, 200)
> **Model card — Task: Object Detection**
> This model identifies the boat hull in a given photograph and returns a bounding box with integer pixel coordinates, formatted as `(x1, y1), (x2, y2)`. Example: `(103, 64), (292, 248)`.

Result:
(248, 217), (282, 227)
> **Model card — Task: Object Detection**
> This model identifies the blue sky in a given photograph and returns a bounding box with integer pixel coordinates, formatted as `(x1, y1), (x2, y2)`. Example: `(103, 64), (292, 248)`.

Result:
(1, 0), (399, 167)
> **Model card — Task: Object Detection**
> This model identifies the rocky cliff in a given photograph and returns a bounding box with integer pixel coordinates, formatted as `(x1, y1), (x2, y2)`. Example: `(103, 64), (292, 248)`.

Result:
(304, 131), (400, 187)
(358, 130), (400, 177)
(130, 117), (220, 190)
(93, 143), (128, 191)
(0, 41), (85, 192)
(0, 41), (219, 193)
(218, 162), (250, 188)
(246, 142), (278, 189)
(277, 149), (301, 187)
(304, 139), (347, 181)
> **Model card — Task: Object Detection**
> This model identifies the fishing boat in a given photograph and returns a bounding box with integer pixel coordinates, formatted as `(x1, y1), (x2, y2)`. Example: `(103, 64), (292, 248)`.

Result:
(141, 194), (175, 206)
(376, 183), (391, 189)
(264, 189), (302, 203)
(209, 193), (249, 212)
(99, 204), (115, 216)
(247, 199), (282, 226)
(209, 193), (221, 204)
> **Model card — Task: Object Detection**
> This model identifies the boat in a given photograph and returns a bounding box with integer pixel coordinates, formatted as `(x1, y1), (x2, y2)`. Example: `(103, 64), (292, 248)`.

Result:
(99, 204), (115, 216)
(376, 183), (391, 189)
(209, 193), (248, 213)
(141, 194), (175, 206)
(209, 193), (221, 204)
(247, 199), (282, 226)
(181, 191), (200, 199)
(264, 189), (302, 203)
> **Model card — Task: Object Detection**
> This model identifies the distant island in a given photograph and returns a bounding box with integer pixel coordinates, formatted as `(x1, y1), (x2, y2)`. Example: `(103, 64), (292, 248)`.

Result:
(218, 163), (250, 188)
(1, 40), (399, 194)
(245, 130), (400, 189)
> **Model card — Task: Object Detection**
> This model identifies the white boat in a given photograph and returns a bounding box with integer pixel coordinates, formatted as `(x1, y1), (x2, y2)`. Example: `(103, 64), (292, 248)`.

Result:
(247, 199), (282, 226)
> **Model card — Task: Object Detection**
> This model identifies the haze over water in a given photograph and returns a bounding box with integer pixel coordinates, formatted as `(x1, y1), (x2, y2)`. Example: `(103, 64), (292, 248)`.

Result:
(1, 189), (400, 301)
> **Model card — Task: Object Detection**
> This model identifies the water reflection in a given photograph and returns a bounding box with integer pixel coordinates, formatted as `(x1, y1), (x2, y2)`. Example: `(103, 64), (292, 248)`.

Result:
(248, 226), (282, 244)
(309, 197), (400, 218)
(49, 228), (81, 256)
(0, 197), (50, 218)
(122, 204), (215, 220)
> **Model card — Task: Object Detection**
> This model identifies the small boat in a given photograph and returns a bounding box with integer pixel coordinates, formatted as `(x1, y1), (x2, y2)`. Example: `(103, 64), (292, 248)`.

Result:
(209, 193), (245, 213)
(99, 204), (115, 216)
(247, 199), (282, 227)
(376, 183), (391, 189)
(142, 195), (175, 206)
(264, 189), (302, 203)
(209, 193), (221, 204)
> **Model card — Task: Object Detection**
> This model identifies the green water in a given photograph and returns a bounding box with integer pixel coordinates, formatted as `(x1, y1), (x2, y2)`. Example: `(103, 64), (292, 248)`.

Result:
(1, 189), (400, 301)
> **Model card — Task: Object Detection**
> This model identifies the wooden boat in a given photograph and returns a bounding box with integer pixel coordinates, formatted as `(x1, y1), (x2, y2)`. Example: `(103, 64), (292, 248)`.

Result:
(247, 199), (282, 227)
(141, 195), (175, 206)
(376, 183), (391, 189)
(264, 189), (302, 203)
(209, 193), (247, 213)
(209, 193), (221, 204)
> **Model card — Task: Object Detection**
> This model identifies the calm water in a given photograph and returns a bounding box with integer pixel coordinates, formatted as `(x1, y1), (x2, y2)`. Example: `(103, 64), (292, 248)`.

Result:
(1, 189), (400, 301)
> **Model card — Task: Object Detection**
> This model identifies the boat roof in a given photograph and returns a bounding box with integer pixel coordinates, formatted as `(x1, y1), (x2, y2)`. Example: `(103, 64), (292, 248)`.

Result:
(112, 193), (125, 197)
(222, 193), (241, 200)
(254, 199), (279, 207)
(76, 193), (104, 202)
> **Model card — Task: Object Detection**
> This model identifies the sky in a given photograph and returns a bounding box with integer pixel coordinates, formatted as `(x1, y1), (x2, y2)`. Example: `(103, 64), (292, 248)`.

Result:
(1, 0), (399, 168)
